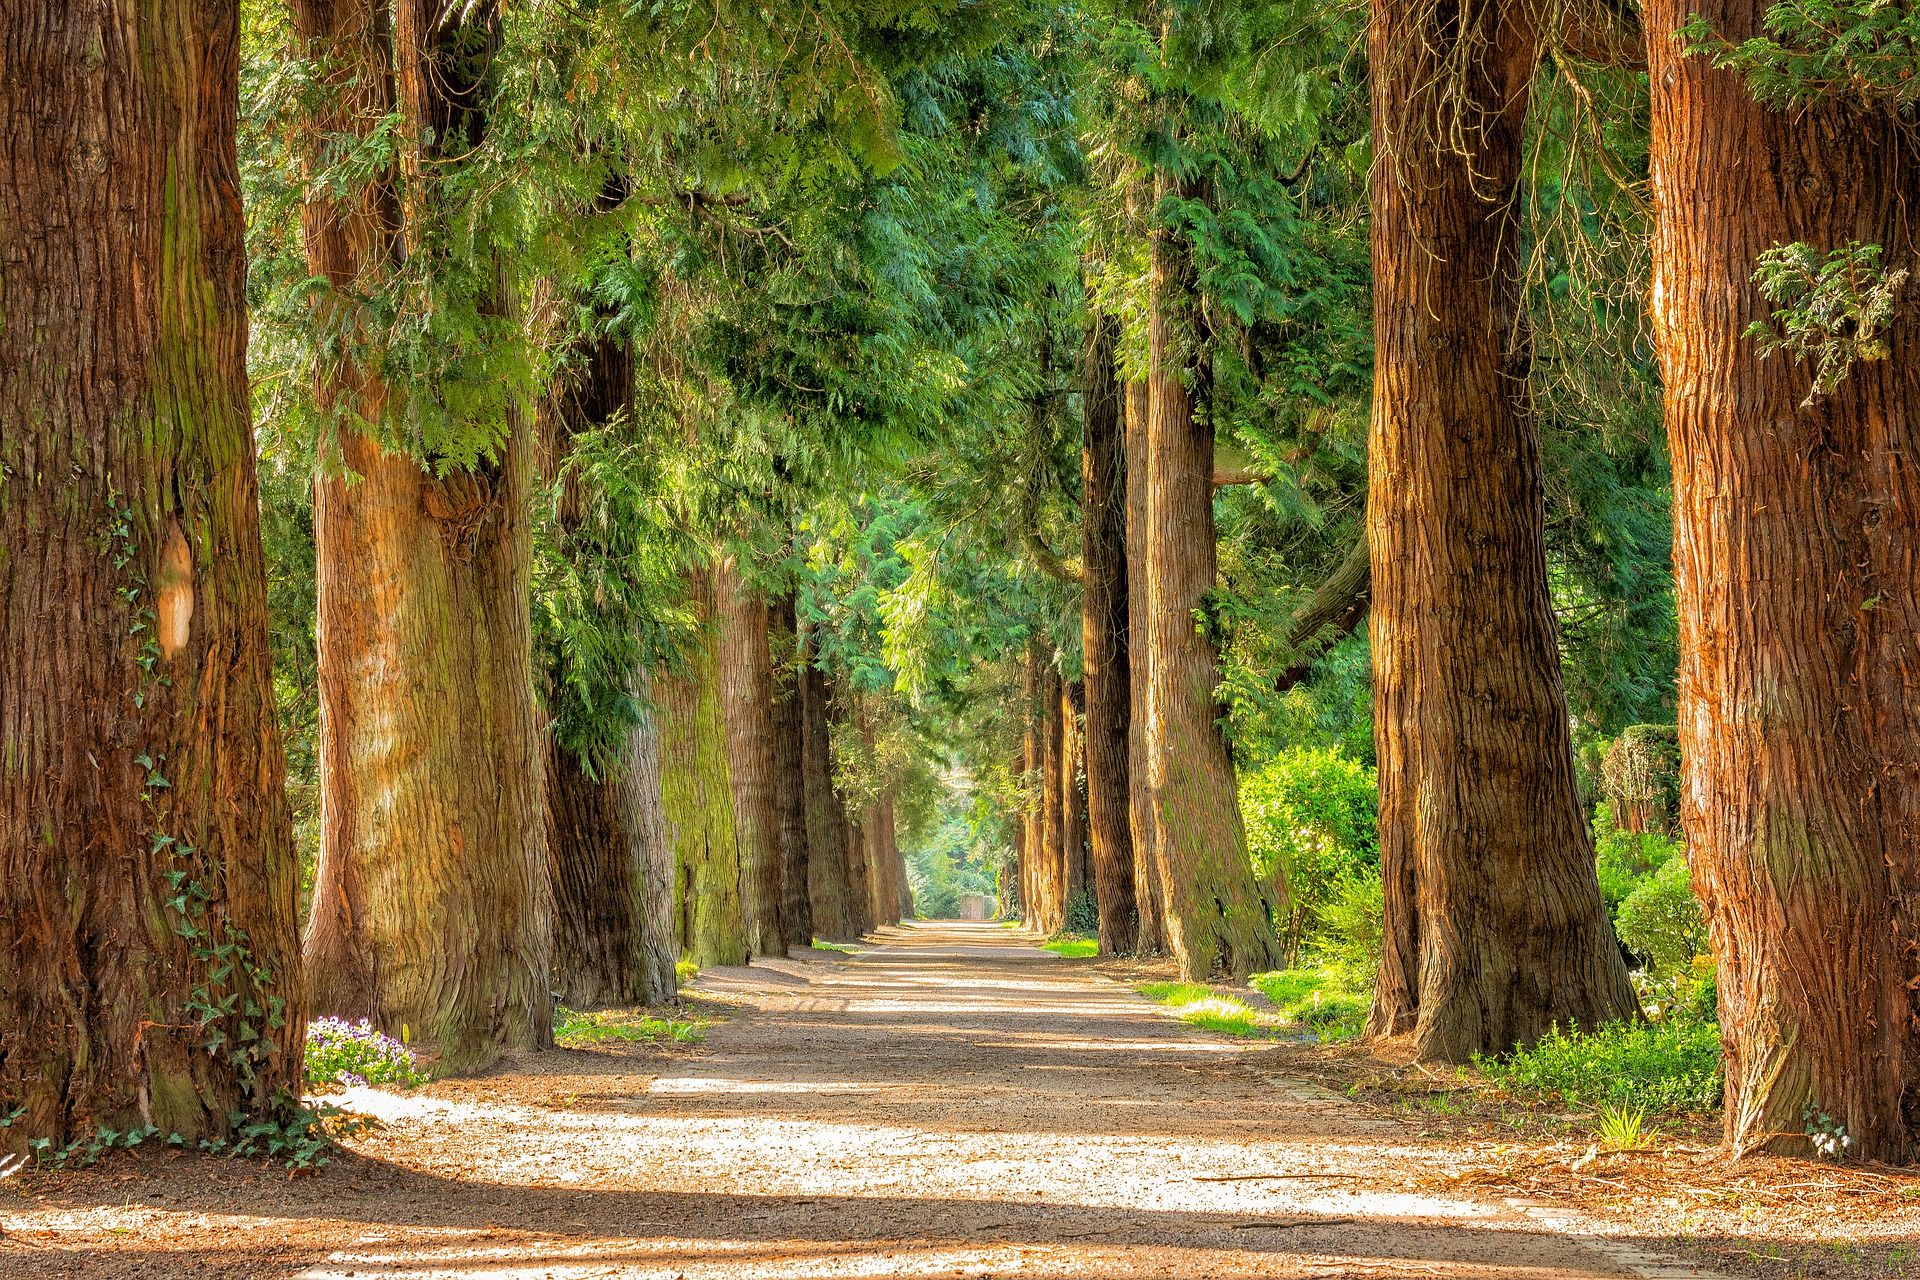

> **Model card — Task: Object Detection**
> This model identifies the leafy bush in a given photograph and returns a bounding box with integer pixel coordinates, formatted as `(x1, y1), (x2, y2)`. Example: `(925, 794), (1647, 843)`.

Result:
(1616, 855), (1707, 974)
(305, 1017), (427, 1089)
(1316, 869), (1384, 983)
(1251, 966), (1368, 1040)
(1475, 1018), (1723, 1114)
(1241, 747), (1378, 961)
(1065, 886), (1100, 937)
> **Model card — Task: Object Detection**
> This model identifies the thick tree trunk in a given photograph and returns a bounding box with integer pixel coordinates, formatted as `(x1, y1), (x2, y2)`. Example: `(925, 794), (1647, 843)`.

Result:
(544, 684), (675, 1007)
(1645, 0), (1920, 1159)
(769, 594), (814, 950)
(717, 558), (788, 956)
(0, 0), (304, 1146)
(1082, 315), (1139, 954)
(658, 569), (747, 968)
(1144, 178), (1284, 980)
(801, 640), (858, 940)
(1365, 0), (1636, 1059)
(1125, 379), (1165, 955)
(1062, 679), (1091, 911)
(295, 0), (551, 1073)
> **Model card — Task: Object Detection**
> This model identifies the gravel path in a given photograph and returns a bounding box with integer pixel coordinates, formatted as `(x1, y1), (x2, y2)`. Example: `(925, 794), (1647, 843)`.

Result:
(1, 920), (1669, 1279)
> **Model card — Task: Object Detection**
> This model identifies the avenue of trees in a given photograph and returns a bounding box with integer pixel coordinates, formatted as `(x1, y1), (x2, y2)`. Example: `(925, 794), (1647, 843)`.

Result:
(1, 0), (1914, 1164)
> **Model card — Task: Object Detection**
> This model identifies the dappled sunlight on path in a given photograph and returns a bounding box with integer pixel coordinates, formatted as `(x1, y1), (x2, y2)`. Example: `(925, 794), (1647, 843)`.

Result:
(3, 922), (1729, 1279)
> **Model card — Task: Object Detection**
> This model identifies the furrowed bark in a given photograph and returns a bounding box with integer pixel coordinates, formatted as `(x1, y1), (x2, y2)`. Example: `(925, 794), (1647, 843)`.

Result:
(769, 594), (814, 950)
(717, 558), (788, 957)
(1645, 0), (1920, 1159)
(1365, 0), (1635, 1058)
(658, 568), (747, 968)
(297, 0), (551, 1072)
(1081, 314), (1139, 954)
(1125, 379), (1166, 955)
(801, 637), (857, 940)
(1144, 174), (1284, 980)
(0, 0), (304, 1145)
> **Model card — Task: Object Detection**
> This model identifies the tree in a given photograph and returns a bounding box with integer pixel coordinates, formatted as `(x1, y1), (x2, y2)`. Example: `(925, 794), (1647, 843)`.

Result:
(718, 557), (790, 956)
(1143, 172), (1284, 979)
(294, 0), (552, 1071)
(0, 0), (304, 1145)
(1363, 0), (1636, 1058)
(1645, 0), (1920, 1158)
(1080, 313), (1139, 953)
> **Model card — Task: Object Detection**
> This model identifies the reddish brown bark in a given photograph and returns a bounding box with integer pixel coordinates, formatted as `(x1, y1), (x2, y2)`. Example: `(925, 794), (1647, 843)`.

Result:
(0, 0), (304, 1145)
(1124, 378), (1166, 955)
(294, 0), (552, 1073)
(800, 638), (858, 940)
(1144, 176), (1283, 980)
(717, 558), (788, 957)
(769, 594), (814, 949)
(1081, 314), (1139, 954)
(1365, 0), (1635, 1058)
(1645, 0), (1920, 1159)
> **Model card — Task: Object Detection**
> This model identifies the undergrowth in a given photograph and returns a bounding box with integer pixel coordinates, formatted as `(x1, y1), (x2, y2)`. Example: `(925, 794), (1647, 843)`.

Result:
(554, 1007), (706, 1047)
(1474, 1018), (1723, 1114)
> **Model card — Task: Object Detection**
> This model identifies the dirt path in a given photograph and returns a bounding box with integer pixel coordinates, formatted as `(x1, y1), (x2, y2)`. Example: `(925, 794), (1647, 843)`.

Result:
(4, 921), (1720, 1279)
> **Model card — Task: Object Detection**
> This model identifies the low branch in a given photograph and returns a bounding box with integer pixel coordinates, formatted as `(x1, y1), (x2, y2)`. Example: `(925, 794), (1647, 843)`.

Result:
(1273, 533), (1371, 693)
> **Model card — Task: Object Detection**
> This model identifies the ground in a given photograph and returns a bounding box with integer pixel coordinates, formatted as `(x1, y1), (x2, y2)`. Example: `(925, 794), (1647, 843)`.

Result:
(2, 922), (1913, 1279)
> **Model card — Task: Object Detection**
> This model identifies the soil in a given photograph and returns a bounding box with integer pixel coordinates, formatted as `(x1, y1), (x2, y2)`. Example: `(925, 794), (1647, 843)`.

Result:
(2, 921), (1911, 1279)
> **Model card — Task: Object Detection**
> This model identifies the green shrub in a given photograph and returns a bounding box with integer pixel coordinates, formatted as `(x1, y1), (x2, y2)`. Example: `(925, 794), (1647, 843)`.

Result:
(1251, 966), (1368, 1040)
(1616, 855), (1707, 975)
(1316, 869), (1384, 983)
(1475, 1018), (1723, 1114)
(1241, 747), (1378, 962)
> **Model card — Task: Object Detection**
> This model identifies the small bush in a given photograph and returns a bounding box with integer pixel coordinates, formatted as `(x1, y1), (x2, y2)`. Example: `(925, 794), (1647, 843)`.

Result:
(1251, 966), (1368, 1040)
(1241, 748), (1378, 962)
(1617, 855), (1708, 977)
(1475, 1018), (1722, 1114)
(305, 1017), (427, 1089)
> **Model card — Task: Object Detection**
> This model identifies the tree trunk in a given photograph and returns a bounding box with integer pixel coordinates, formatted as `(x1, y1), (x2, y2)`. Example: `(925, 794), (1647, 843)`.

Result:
(544, 682), (675, 1007)
(1061, 679), (1091, 912)
(1082, 314), (1139, 954)
(658, 568), (747, 968)
(1144, 176), (1284, 980)
(717, 558), (788, 956)
(0, 0), (304, 1146)
(1364, 0), (1636, 1059)
(1125, 378), (1166, 955)
(801, 639), (858, 940)
(1645, 0), (1920, 1159)
(536, 264), (675, 1010)
(769, 594), (814, 949)
(294, 0), (551, 1073)
(1036, 664), (1066, 936)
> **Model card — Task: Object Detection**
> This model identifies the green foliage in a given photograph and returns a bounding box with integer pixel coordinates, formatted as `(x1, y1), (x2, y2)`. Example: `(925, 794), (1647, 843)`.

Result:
(1250, 967), (1369, 1040)
(1684, 0), (1920, 112)
(1744, 241), (1909, 404)
(1135, 983), (1279, 1038)
(1043, 936), (1098, 958)
(1476, 1019), (1724, 1114)
(1240, 747), (1377, 962)
(1617, 856), (1710, 978)
(554, 1007), (706, 1047)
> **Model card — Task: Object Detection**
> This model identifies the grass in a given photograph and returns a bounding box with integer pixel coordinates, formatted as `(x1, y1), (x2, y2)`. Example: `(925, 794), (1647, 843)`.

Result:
(554, 1006), (706, 1048)
(1249, 966), (1369, 1041)
(1136, 982), (1279, 1038)
(1042, 935), (1097, 958)
(1473, 1017), (1722, 1114)
(810, 939), (860, 953)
